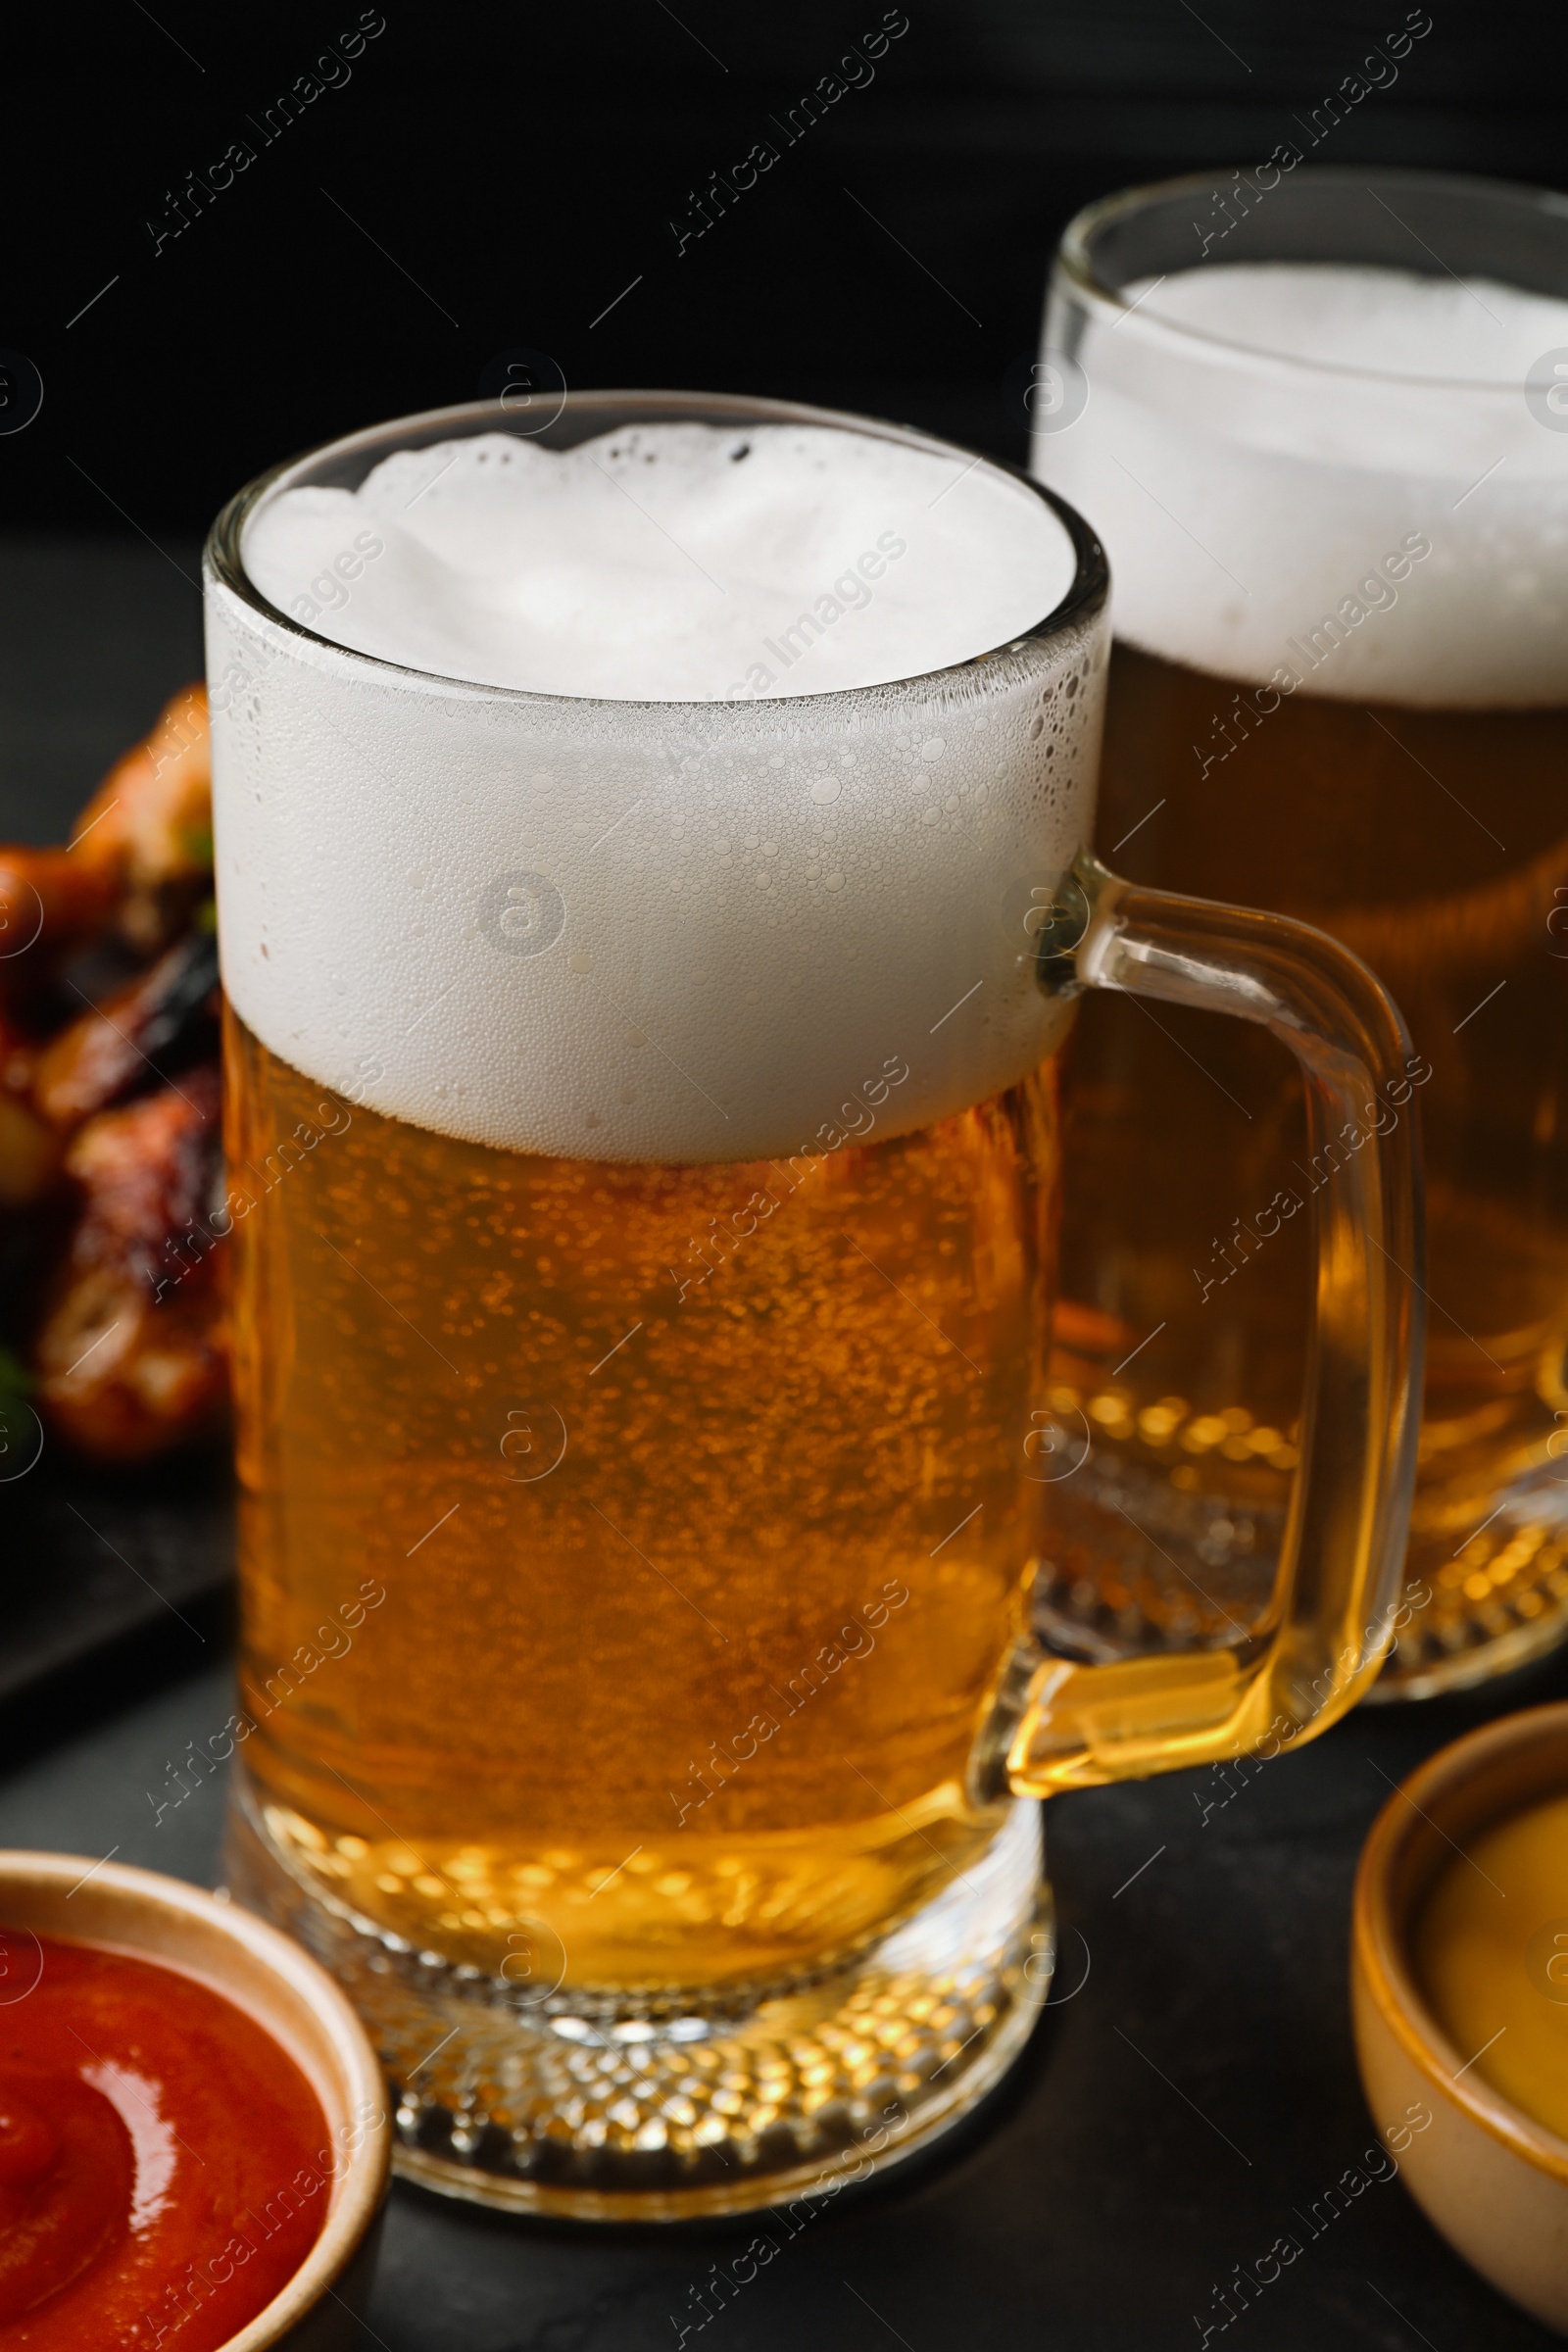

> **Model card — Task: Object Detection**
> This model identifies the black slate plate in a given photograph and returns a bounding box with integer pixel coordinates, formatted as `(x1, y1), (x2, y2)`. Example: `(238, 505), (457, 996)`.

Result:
(6, 1446), (230, 1700)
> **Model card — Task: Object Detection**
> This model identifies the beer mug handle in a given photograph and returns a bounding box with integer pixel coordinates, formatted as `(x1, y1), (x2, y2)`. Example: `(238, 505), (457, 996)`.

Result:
(1008, 854), (1426, 1795)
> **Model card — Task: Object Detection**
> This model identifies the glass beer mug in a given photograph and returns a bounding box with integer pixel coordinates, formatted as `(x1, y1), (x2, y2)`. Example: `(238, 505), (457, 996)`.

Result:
(204, 392), (1421, 2218)
(1033, 167), (1568, 1698)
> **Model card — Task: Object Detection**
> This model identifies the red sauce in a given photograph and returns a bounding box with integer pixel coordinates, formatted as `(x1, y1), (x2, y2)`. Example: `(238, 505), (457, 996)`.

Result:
(0, 1929), (338, 2349)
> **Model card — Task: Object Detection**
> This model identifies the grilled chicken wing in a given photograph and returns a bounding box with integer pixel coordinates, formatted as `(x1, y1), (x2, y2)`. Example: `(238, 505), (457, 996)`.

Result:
(32, 1068), (227, 1464)
(70, 686), (212, 953)
(1, 683), (227, 1462)
(31, 931), (220, 1130)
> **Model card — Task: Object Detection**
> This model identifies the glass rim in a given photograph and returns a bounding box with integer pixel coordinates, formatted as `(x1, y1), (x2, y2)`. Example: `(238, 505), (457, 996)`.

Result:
(1054, 163), (1568, 394)
(204, 388), (1109, 710)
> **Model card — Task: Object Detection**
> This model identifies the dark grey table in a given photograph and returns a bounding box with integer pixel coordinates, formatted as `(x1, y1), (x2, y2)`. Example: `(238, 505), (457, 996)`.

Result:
(8, 1641), (1565, 2351)
(2, 536), (1562, 2348)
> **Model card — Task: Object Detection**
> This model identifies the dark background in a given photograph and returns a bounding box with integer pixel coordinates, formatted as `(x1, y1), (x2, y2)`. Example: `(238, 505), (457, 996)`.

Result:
(7, 0), (1568, 832)
(6, 0), (1568, 540)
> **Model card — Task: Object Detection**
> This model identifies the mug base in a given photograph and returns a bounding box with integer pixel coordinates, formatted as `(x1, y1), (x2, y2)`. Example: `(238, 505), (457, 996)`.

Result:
(222, 1779), (1049, 2221)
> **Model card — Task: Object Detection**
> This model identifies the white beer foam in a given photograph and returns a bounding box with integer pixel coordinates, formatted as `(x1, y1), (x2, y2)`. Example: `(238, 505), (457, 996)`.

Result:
(1036, 263), (1568, 707)
(209, 422), (1100, 1163)
(1128, 262), (1568, 381)
(243, 423), (1077, 700)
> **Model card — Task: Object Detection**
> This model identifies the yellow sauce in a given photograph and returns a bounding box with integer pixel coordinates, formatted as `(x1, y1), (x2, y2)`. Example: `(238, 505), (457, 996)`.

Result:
(1413, 1788), (1568, 2142)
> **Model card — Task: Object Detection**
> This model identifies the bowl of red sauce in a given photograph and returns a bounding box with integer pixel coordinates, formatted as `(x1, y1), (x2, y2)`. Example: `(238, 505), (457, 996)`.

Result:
(0, 1850), (389, 2350)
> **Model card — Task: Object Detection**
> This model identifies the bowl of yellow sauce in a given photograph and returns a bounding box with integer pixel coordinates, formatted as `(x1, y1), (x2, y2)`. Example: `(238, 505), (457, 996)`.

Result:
(1352, 1700), (1568, 2334)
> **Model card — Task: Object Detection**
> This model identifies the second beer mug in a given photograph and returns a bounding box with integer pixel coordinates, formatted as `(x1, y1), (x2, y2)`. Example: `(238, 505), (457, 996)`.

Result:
(205, 392), (1420, 2217)
(1035, 167), (1568, 1697)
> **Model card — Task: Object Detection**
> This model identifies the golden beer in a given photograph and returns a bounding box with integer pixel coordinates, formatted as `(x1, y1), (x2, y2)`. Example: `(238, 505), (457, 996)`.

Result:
(1049, 646), (1568, 1675)
(227, 1008), (1056, 1992)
